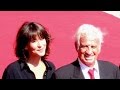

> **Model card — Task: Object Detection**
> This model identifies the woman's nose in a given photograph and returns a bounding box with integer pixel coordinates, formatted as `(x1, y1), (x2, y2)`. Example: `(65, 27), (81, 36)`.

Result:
(37, 41), (42, 47)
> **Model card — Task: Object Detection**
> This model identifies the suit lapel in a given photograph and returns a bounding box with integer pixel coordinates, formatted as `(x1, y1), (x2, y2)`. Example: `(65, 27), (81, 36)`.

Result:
(71, 60), (108, 79)
(71, 59), (85, 79)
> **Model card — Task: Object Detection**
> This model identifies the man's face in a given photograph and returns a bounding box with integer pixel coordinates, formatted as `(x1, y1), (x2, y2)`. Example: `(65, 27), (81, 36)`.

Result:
(77, 36), (101, 67)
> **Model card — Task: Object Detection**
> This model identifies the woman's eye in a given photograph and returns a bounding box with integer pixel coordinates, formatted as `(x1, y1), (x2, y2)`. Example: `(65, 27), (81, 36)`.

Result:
(31, 40), (36, 42)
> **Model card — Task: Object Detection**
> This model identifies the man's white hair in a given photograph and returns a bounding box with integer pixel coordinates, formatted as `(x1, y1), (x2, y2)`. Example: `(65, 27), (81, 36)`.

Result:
(75, 24), (104, 50)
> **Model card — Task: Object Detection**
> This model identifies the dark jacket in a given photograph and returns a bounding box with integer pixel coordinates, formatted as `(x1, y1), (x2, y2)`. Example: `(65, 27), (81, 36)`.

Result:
(52, 59), (120, 79)
(2, 59), (55, 79)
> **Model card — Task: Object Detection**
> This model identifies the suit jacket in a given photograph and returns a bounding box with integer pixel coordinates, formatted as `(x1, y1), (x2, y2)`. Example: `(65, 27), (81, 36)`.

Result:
(52, 59), (120, 79)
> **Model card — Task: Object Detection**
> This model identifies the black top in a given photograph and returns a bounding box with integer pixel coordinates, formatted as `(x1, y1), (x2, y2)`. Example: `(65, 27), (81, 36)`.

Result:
(2, 59), (55, 79)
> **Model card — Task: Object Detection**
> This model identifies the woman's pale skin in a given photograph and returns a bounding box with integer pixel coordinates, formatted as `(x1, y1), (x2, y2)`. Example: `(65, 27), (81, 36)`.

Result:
(25, 36), (47, 79)
(77, 35), (101, 67)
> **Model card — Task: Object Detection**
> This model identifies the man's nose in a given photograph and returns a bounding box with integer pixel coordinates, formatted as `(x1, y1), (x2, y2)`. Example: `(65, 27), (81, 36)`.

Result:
(86, 46), (92, 55)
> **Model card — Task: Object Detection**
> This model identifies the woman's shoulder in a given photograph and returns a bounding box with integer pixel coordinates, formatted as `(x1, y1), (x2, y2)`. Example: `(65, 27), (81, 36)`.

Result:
(43, 59), (56, 70)
(5, 60), (20, 70)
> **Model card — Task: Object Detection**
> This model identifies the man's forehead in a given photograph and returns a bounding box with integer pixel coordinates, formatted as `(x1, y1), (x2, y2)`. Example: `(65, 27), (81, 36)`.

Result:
(80, 35), (100, 41)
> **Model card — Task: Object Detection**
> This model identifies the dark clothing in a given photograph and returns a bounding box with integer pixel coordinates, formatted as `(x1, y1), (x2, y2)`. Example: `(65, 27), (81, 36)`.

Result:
(52, 59), (120, 79)
(2, 59), (55, 79)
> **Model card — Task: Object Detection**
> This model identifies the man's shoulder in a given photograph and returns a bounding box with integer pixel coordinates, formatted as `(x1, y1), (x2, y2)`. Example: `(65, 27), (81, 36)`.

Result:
(98, 60), (118, 68)
(98, 60), (115, 64)
(55, 60), (78, 74)
(56, 63), (73, 71)
(53, 63), (75, 79)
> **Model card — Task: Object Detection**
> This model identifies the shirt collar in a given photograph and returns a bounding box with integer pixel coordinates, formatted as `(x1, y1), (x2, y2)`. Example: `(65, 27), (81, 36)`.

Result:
(19, 59), (29, 70)
(19, 59), (52, 71)
(78, 57), (99, 72)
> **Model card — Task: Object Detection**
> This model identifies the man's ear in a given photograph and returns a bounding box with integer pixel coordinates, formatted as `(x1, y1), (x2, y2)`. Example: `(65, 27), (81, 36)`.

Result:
(75, 42), (79, 51)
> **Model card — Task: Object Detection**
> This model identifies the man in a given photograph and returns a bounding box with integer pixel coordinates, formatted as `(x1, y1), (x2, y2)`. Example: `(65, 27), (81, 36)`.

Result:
(52, 24), (120, 79)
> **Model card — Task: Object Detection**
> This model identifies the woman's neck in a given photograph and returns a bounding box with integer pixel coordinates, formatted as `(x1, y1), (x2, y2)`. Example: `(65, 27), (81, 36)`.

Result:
(27, 57), (42, 67)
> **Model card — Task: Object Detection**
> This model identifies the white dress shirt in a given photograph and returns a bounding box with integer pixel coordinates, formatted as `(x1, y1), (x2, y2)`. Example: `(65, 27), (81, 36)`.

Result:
(78, 58), (100, 79)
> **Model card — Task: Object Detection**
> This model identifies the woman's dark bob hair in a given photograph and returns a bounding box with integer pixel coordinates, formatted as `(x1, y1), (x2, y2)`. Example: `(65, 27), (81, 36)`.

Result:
(15, 21), (51, 60)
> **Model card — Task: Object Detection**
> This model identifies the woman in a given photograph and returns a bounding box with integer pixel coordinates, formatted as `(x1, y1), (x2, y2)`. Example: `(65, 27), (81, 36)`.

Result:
(2, 21), (55, 79)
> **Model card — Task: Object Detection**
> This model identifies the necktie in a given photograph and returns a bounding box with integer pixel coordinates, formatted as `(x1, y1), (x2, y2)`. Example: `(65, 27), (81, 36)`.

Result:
(88, 69), (95, 79)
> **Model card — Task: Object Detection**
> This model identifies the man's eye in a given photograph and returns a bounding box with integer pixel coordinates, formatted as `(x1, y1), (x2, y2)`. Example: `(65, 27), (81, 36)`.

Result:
(80, 45), (87, 48)
(91, 46), (96, 48)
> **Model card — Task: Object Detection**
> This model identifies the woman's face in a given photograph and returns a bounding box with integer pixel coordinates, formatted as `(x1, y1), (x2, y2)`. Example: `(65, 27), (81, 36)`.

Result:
(25, 36), (47, 58)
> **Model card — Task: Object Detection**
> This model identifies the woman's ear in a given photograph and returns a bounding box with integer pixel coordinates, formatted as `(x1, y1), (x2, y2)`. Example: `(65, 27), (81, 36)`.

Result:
(25, 46), (28, 50)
